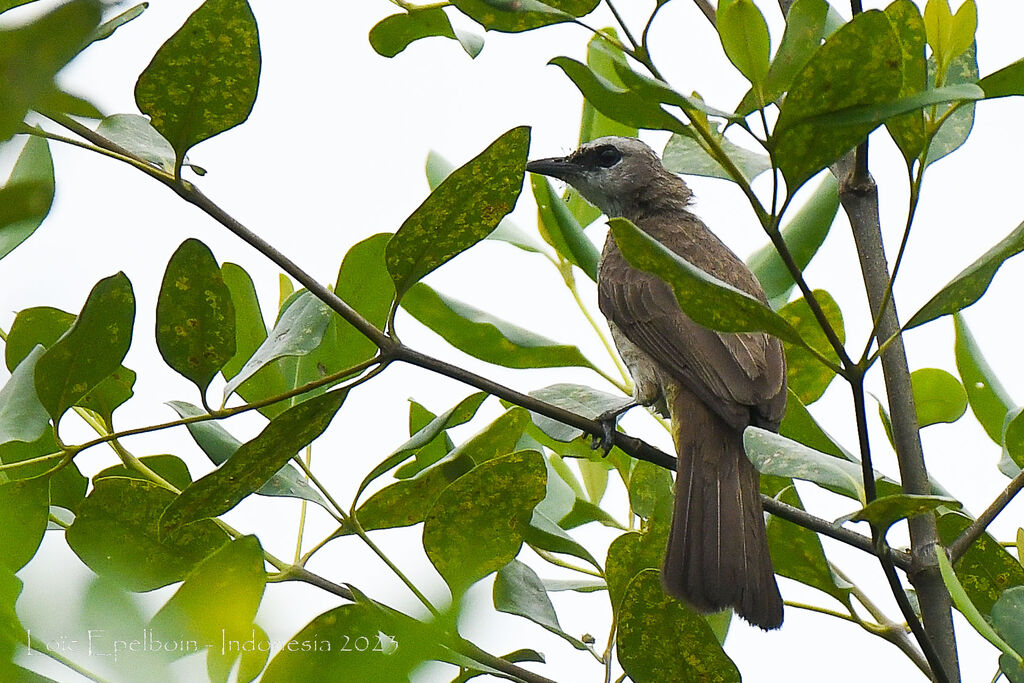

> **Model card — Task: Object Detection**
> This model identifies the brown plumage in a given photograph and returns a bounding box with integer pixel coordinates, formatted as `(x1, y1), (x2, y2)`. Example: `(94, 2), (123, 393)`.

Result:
(527, 137), (786, 629)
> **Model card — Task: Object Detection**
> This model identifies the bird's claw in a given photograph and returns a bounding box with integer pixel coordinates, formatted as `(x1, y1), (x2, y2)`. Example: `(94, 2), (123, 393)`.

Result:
(591, 402), (635, 456)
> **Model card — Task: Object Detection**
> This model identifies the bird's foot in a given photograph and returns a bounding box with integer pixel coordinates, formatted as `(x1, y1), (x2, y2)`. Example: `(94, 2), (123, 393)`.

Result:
(591, 399), (638, 456)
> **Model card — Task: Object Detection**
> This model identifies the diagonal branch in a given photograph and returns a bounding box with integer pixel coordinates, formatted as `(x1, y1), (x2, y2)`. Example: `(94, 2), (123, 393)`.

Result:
(948, 467), (1024, 563)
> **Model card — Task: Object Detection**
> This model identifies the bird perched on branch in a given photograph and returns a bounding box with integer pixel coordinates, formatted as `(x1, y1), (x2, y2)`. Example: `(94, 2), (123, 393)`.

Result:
(526, 136), (786, 629)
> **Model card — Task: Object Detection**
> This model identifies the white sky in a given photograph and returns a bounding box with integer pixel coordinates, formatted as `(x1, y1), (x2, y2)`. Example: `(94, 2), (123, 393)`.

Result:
(5, 0), (1024, 681)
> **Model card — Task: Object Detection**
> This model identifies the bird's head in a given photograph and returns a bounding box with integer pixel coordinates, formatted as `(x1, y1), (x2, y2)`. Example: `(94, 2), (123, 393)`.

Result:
(525, 136), (689, 218)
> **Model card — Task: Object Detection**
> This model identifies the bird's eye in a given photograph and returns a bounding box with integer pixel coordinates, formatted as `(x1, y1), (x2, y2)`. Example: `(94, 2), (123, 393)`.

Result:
(597, 147), (621, 168)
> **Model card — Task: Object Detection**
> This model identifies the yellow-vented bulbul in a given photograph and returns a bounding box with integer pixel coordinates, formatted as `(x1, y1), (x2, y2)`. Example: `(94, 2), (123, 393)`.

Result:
(527, 136), (786, 629)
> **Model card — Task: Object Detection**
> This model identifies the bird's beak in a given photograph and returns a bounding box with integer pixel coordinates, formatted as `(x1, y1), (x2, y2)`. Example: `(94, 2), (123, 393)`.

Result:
(525, 156), (579, 181)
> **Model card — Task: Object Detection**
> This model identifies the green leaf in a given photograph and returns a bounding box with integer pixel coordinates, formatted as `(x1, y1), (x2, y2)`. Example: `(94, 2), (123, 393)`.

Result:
(166, 400), (331, 511)
(935, 540), (1020, 659)
(763, 475), (851, 604)
(149, 536), (265, 660)
(401, 282), (595, 371)
(923, 42), (978, 167)
(953, 315), (1014, 445)
(979, 57), (1024, 99)
(884, 0), (928, 162)
(354, 392), (487, 502)
(912, 367), (968, 427)
(0, 0), (101, 142)
(350, 455), (474, 533)
(0, 136), (55, 261)
(778, 290), (844, 404)
(609, 217), (804, 345)
(425, 152), (542, 253)
(95, 113), (175, 173)
(1002, 409), (1024, 475)
(745, 426), (865, 501)
(578, 30), (637, 138)
(993, 587), (1024, 661)
(527, 382), (630, 442)
(5, 306), (134, 429)
(606, 531), (665, 614)
(423, 450), (546, 596)
(612, 60), (740, 123)
(0, 477), (49, 571)
(531, 175), (599, 279)
(548, 57), (688, 135)
(524, 509), (600, 569)
(34, 273), (135, 421)
(542, 577), (606, 593)
(661, 123), (771, 183)
(748, 175), (839, 307)
(319, 231), (395, 377)
(0, 345), (49, 446)
(95, 454), (193, 491)
(262, 603), (441, 682)
(66, 478), (229, 591)
(906, 220), (1024, 329)
(160, 390), (346, 534)
(88, 2), (148, 45)
(493, 559), (585, 649)
(850, 493), (960, 532)
(1004, 655), (1024, 683)
(134, 0), (260, 171)
(559, 496), (626, 530)
(566, 29), (637, 227)
(779, 388), (854, 460)
(716, 0), (771, 92)
(369, 8), (482, 59)
(220, 262), (289, 418)
(617, 570), (740, 683)
(394, 399), (455, 478)
(78, 366), (136, 428)
(449, 0), (598, 33)
(156, 239), (235, 395)
(222, 290), (332, 400)
(579, 456), (609, 503)
(0, 565), (25, 668)
(0, 1), (39, 15)
(628, 459), (673, 520)
(924, 0), (975, 81)
(442, 407), (530, 467)
(773, 10), (902, 190)
(386, 127), (528, 299)
(937, 511), (1024, 617)
(279, 235), (395, 405)
(762, 0), (829, 105)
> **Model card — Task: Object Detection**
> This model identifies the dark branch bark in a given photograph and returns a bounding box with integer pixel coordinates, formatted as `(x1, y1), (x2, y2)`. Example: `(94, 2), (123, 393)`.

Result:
(835, 155), (959, 683)
(948, 467), (1024, 563)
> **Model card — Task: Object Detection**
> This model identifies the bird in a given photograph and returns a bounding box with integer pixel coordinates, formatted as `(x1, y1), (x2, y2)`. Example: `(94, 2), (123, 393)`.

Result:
(526, 136), (787, 629)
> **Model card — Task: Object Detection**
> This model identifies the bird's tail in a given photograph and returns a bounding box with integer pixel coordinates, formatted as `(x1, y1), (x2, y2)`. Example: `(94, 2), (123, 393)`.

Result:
(661, 383), (783, 630)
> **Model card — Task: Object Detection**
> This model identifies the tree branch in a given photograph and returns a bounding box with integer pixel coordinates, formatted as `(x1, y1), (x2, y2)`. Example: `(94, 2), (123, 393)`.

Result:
(834, 152), (959, 682)
(761, 496), (911, 571)
(948, 467), (1024, 563)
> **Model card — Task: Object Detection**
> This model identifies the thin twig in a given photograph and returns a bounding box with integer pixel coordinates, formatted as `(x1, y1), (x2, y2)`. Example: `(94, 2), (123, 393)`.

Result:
(761, 496), (911, 571)
(693, 0), (717, 26)
(604, 0), (640, 52)
(948, 467), (1024, 563)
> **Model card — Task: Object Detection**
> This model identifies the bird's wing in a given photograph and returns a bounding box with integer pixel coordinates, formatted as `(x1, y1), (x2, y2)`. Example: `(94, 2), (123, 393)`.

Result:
(599, 245), (786, 429)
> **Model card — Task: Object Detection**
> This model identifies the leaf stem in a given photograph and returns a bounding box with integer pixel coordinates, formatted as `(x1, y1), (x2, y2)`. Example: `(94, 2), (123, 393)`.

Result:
(532, 548), (603, 578)
(562, 267), (632, 391)
(26, 633), (115, 683)
(603, 0), (640, 53)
